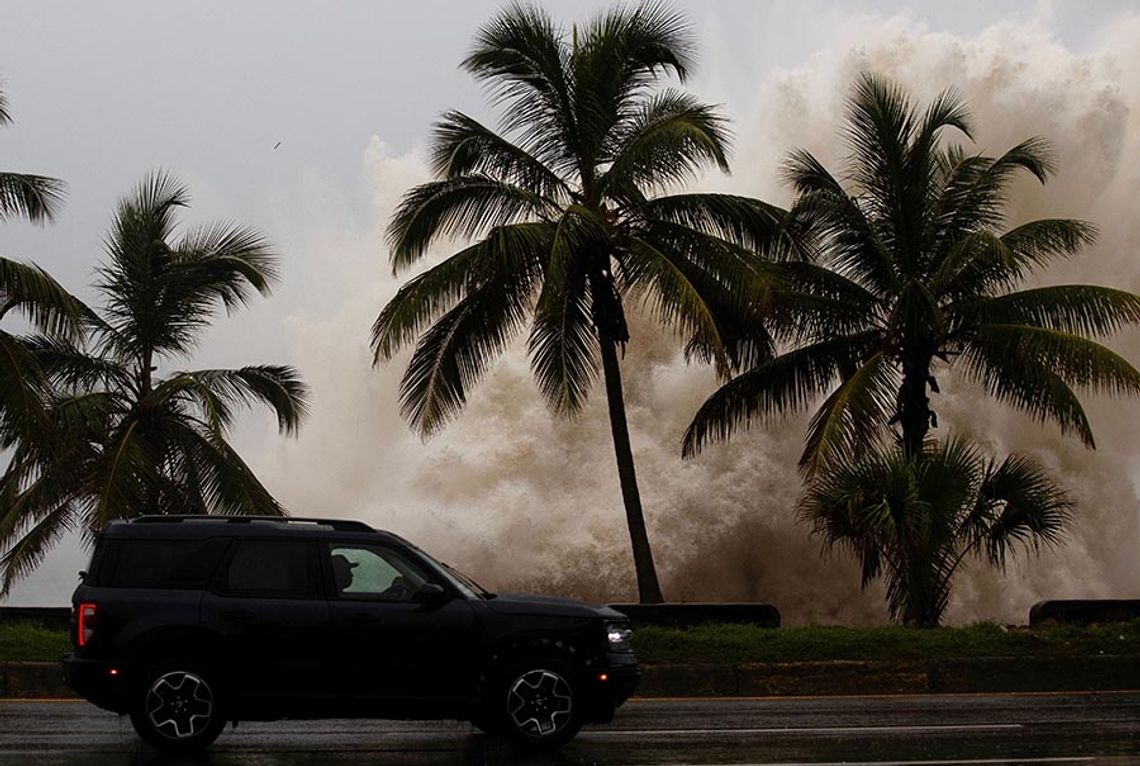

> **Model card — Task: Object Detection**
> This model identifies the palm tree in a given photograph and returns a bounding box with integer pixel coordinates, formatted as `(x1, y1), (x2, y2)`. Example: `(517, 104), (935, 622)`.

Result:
(0, 173), (309, 594)
(684, 73), (1140, 471)
(371, 2), (786, 603)
(0, 81), (76, 446)
(0, 85), (65, 224)
(799, 436), (1072, 627)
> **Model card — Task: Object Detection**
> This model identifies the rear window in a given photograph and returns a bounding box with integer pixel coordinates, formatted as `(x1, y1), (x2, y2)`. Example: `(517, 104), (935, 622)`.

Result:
(94, 539), (226, 589)
(219, 540), (314, 598)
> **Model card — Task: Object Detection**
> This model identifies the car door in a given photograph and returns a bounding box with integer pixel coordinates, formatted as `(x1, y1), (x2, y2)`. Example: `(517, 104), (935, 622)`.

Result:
(323, 540), (478, 705)
(199, 538), (329, 707)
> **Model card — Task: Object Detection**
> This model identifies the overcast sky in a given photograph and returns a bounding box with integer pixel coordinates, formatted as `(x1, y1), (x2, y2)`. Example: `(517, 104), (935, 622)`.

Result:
(3, 1), (1139, 609)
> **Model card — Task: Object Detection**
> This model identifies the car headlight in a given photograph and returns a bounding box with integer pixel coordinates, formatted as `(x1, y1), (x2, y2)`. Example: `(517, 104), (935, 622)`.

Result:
(606, 623), (633, 653)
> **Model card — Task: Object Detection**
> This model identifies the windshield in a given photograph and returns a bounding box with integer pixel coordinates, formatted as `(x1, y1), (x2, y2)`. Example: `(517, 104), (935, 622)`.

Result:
(442, 561), (495, 599)
(393, 535), (494, 599)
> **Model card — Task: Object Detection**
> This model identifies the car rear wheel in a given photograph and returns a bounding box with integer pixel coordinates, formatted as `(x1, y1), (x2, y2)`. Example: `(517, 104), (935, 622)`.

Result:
(129, 662), (226, 753)
(497, 659), (582, 749)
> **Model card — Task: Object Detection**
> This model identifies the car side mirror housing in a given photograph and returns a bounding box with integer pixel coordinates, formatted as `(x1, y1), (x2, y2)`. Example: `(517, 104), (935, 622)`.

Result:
(414, 583), (449, 605)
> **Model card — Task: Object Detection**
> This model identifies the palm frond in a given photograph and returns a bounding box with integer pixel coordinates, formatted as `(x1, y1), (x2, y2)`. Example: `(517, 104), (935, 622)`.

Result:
(969, 324), (1140, 397)
(19, 334), (131, 392)
(624, 236), (730, 375)
(930, 139), (1060, 261)
(782, 157), (898, 292)
(174, 426), (286, 517)
(940, 219), (1097, 297)
(972, 454), (1073, 569)
(959, 285), (1140, 338)
(0, 502), (75, 596)
(769, 261), (880, 343)
(0, 256), (88, 338)
(600, 89), (730, 197)
(158, 366), (309, 437)
(526, 209), (604, 414)
(372, 222), (551, 362)
(0, 332), (49, 448)
(461, 2), (576, 171)
(175, 221), (279, 304)
(640, 193), (791, 257)
(801, 350), (899, 474)
(430, 110), (570, 201)
(572, 2), (695, 164)
(683, 331), (882, 457)
(387, 176), (554, 273)
(842, 73), (916, 253)
(400, 268), (533, 436)
(0, 172), (66, 224)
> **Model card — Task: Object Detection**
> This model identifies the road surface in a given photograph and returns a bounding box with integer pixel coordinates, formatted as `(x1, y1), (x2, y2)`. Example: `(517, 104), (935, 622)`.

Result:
(2, 692), (1138, 765)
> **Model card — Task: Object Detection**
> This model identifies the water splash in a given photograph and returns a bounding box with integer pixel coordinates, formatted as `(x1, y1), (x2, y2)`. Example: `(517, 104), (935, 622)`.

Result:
(259, 12), (1140, 625)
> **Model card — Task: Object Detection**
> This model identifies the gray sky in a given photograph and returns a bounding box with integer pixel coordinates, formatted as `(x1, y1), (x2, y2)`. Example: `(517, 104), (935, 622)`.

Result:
(3, 1), (1139, 608)
(1, 0), (1130, 300)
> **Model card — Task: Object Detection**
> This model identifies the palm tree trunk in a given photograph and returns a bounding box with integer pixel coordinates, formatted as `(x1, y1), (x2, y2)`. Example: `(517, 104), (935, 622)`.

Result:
(900, 353), (933, 459)
(597, 334), (665, 604)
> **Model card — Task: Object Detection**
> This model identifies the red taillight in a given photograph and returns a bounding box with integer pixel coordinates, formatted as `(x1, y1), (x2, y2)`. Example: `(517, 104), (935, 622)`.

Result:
(77, 603), (97, 647)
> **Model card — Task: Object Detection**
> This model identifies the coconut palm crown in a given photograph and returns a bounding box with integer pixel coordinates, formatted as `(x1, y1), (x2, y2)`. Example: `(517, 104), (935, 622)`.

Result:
(684, 74), (1140, 471)
(371, 2), (786, 603)
(0, 173), (309, 594)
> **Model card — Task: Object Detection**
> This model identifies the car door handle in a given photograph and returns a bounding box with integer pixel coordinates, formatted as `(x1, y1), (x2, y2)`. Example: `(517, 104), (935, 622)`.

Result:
(220, 610), (256, 623)
(346, 613), (380, 625)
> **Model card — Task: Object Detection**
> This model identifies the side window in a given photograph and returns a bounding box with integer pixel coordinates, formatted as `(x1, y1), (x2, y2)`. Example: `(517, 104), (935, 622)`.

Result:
(97, 539), (226, 589)
(221, 540), (313, 598)
(327, 544), (429, 602)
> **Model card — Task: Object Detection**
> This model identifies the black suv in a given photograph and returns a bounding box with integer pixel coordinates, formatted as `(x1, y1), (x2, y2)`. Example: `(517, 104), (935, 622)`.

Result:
(63, 516), (639, 752)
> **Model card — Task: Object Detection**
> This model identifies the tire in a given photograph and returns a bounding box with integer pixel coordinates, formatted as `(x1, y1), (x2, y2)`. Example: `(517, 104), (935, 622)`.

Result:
(494, 658), (582, 749)
(129, 660), (226, 753)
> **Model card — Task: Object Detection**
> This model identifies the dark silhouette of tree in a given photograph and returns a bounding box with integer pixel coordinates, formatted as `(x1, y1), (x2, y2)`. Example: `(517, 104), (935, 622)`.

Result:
(0, 173), (309, 594)
(685, 74), (1140, 471)
(372, 3), (785, 602)
(799, 437), (1072, 627)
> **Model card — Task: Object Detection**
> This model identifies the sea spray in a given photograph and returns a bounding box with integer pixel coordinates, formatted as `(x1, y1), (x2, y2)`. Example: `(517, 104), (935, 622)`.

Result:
(261, 13), (1140, 625)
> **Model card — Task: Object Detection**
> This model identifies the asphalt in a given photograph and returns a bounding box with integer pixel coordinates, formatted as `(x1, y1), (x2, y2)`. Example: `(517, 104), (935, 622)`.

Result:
(1, 692), (1139, 765)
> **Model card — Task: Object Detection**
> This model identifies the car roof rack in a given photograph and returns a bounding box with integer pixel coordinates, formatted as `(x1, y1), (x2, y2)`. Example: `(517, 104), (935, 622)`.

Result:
(128, 516), (375, 533)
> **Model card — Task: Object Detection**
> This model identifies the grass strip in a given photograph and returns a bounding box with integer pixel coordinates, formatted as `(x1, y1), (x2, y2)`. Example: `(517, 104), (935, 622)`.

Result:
(0, 620), (71, 662)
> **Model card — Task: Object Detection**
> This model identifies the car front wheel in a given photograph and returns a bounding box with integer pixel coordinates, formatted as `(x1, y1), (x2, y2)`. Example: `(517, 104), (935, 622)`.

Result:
(129, 662), (226, 753)
(497, 659), (582, 749)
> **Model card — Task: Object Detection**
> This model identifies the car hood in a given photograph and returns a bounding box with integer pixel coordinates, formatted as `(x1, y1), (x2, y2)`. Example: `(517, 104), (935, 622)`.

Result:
(485, 592), (628, 621)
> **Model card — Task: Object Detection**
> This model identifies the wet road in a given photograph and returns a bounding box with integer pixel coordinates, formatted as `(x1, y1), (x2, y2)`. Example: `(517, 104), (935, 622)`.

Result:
(2, 692), (1139, 765)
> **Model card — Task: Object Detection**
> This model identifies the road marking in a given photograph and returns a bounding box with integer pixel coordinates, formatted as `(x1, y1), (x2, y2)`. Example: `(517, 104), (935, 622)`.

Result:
(596, 723), (1022, 735)
(632, 690), (1140, 702)
(691, 759), (1095, 766)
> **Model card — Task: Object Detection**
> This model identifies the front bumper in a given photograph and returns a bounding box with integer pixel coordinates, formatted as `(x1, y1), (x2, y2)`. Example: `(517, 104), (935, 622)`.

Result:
(582, 653), (640, 723)
(62, 655), (132, 713)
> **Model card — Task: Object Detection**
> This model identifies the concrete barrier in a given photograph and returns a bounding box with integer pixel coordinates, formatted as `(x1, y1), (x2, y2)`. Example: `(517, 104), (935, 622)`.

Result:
(1029, 600), (1140, 627)
(608, 603), (780, 629)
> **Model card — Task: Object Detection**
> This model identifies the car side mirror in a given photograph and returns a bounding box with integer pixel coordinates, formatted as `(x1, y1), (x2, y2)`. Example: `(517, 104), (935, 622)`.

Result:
(413, 583), (449, 605)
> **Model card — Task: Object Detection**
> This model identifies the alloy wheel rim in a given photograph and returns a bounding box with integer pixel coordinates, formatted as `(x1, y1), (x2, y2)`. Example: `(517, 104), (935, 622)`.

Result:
(507, 669), (573, 737)
(145, 671), (214, 740)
